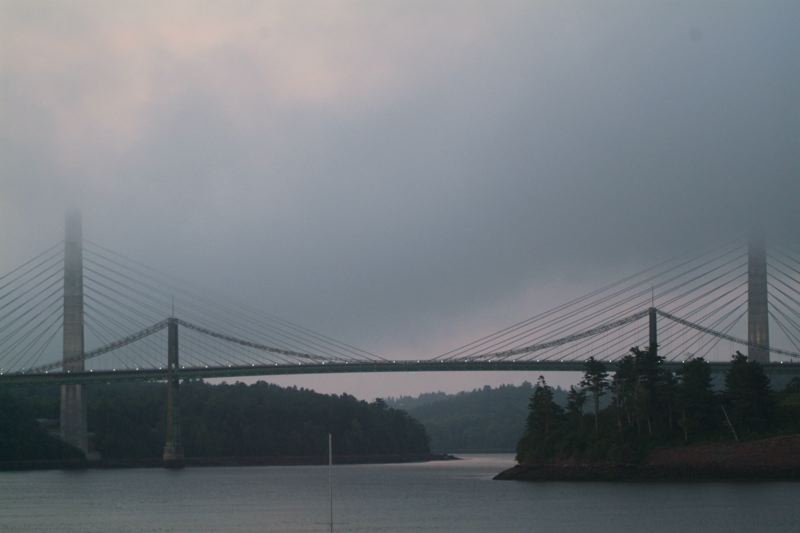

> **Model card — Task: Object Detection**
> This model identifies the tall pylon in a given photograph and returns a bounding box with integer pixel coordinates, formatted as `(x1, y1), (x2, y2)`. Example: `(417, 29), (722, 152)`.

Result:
(747, 235), (770, 363)
(60, 210), (88, 453)
(162, 317), (184, 467)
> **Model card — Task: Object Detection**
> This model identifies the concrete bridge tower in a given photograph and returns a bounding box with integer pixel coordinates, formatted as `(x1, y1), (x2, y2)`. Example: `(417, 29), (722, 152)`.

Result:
(162, 317), (184, 466)
(747, 236), (770, 363)
(60, 210), (88, 453)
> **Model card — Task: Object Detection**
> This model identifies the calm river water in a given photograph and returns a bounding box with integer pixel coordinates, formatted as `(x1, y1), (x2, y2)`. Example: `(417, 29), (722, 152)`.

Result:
(1, 454), (799, 532)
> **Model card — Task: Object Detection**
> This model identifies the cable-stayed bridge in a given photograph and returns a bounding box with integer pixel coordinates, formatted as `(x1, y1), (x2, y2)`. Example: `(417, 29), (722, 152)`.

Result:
(1, 214), (799, 462)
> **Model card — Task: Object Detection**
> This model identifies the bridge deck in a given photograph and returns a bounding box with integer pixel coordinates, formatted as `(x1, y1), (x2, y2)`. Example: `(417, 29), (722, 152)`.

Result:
(2, 360), (800, 385)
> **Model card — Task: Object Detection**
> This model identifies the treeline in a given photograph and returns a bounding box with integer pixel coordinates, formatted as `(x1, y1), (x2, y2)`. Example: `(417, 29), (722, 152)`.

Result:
(389, 384), (568, 452)
(3, 381), (430, 461)
(517, 349), (800, 464)
(0, 393), (85, 462)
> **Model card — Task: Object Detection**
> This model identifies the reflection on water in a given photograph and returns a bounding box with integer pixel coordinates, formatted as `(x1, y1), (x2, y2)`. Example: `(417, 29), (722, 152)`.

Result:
(1, 454), (799, 532)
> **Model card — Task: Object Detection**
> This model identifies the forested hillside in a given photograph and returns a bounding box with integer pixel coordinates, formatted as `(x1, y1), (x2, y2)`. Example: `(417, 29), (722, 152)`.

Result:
(5, 381), (430, 462)
(0, 393), (84, 463)
(389, 383), (568, 452)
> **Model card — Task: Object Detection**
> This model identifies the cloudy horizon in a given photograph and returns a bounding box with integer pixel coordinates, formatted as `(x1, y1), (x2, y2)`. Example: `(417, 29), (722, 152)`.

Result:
(2, 1), (798, 398)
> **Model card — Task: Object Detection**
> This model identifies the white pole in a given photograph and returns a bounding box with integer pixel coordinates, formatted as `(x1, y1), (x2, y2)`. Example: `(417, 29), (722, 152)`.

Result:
(328, 432), (333, 533)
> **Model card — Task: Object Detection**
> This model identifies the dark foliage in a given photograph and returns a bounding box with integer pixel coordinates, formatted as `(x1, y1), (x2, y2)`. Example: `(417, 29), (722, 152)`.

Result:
(4, 381), (429, 460)
(517, 349), (791, 465)
(0, 393), (84, 462)
(723, 352), (773, 435)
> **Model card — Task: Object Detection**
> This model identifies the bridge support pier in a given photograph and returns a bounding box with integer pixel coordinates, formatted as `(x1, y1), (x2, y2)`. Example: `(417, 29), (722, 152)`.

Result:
(162, 317), (184, 467)
(748, 236), (770, 363)
(60, 211), (88, 455)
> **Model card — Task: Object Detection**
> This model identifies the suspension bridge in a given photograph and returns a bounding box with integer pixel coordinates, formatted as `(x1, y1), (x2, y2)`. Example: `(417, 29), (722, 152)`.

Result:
(1, 213), (799, 463)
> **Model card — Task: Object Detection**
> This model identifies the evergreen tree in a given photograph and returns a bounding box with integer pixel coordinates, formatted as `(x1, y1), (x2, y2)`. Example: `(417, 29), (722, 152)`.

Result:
(517, 376), (563, 463)
(526, 376), (562, 440)
(724, 352), (773, 436)
(581, 357), (608, 434)
(611, 354), (636, 432)
(675, 357), (715, 442)
(626, 346), (668, 436)
(566, 386), (587, 431)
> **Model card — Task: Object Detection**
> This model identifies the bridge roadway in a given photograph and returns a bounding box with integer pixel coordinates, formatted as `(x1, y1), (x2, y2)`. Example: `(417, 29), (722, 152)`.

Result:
(2, 359), (800, 385)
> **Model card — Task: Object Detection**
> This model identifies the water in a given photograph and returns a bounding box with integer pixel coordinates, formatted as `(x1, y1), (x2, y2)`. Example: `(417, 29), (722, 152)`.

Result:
(2, 454), (799, 532)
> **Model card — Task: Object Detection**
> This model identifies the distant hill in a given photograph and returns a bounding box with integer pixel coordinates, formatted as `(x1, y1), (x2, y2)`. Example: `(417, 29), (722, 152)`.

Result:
(387, 383), (568, 453)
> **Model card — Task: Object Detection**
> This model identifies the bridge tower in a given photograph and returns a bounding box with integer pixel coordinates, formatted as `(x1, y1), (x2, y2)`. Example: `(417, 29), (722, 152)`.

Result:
(162, 317), (184, 466)
(60, 211), (88, 453)
(747, 236), (770, 363)
(648, 307), (658, 356)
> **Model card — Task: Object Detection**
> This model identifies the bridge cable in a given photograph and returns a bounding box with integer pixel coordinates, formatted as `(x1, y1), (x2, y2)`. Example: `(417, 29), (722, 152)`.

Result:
(0, 242), (63, 293)
(83, 245), (380, 363)
(438, 240), (743, 360)
(446, 245), (746, 360)
(84, 241), (386, 362)
(656, 309), (800, 359)
(2, 308), (63, 372)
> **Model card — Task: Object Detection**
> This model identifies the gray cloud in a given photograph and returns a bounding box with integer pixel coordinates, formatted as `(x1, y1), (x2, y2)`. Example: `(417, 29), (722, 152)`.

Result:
(2, 1), (798, 396)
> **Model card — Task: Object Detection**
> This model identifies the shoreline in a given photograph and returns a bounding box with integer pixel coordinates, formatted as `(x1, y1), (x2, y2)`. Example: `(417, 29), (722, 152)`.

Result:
(0, 453), (458, 472)
(496, 434), (800, 482)
(494, 463), (800, 482)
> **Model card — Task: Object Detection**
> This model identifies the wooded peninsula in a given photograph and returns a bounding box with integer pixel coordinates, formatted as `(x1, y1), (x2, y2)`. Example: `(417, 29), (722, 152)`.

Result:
(499, 349), (800, 481)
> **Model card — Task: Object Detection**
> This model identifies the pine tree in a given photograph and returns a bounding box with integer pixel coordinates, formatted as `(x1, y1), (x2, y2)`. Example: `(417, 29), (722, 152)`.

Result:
(566, 385), (587, 431)
(581, 357), (608, 434)
(724, 352), (773, 436)
(675, 357), (715, 442)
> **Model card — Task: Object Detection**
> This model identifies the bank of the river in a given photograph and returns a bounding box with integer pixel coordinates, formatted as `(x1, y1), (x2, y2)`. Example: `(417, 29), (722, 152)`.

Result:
(1, 453), (457, 471)
(495, 434), (800, 481)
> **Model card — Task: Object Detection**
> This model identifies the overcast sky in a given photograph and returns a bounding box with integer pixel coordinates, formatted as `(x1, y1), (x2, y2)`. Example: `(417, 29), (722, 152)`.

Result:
(2, 1), (798, 398)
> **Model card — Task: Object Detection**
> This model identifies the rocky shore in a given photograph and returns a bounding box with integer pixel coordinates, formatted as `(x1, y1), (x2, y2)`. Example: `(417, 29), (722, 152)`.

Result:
(495, 435), (800, 482)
